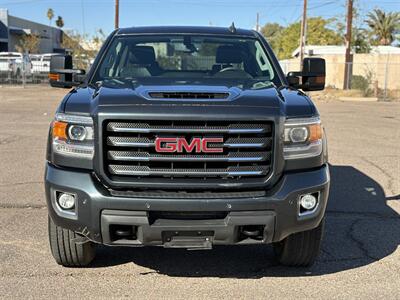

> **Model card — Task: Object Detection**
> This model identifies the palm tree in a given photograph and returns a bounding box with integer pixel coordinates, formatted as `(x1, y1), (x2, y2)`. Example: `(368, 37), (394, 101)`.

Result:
(55, 16), (64, 29)
(365, 9), (400, 45)
(47, 8), (54, 26)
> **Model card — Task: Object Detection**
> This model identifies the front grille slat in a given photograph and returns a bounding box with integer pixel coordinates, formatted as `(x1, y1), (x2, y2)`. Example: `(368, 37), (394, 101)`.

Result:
(103, 120), (274, 185)
(107, 137), (153, 147)
(107, 136), (272, 149)
(108, 151), (270, 162)
(110, 189), (267, 199)
(109, 165), (270, 177)
(107, 122), (271, 134)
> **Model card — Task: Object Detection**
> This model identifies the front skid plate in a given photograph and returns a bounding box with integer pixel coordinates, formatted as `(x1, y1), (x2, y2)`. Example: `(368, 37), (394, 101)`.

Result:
(100, 210), (276, 247)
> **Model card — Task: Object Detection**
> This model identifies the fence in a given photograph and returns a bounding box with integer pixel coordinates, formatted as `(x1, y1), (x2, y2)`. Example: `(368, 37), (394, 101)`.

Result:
(0, 70), (49, 85)
(280, 54), (400, 100)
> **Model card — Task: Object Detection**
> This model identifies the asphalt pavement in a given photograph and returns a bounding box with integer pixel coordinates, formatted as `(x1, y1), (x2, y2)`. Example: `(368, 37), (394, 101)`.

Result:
(0, 86), (399, 299)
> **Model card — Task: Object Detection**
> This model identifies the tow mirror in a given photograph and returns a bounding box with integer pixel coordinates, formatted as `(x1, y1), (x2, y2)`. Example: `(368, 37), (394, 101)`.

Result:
(287, 57), (325, 91)
(49, 55), (86, 88)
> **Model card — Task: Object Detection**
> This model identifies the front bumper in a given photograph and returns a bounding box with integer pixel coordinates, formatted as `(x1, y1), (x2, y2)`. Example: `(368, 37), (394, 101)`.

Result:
(45, 163), (330, 246)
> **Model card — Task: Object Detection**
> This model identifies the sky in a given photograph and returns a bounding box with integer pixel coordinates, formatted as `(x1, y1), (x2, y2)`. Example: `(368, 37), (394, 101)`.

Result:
(0, 0), (398, 37)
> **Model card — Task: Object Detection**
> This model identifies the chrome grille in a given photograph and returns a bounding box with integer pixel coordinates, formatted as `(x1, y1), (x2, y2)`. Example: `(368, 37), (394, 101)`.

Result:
(103, 120), (274, 184)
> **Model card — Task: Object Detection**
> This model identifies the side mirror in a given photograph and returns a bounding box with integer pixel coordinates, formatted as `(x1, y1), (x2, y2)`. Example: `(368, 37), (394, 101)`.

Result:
(49, 55), (86, 88)
(287, 57), (325, 91)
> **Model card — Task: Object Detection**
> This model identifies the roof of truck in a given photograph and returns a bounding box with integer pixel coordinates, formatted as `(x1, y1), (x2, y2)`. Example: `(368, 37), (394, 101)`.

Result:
(117, 26), (257, 37)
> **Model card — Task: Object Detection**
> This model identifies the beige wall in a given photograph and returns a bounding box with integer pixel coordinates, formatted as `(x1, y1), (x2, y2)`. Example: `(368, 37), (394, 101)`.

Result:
(280, 53), (400, 90)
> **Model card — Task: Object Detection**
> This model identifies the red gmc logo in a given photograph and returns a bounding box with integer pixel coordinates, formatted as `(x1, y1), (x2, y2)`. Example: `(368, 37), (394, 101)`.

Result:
(155, 137), (224, 153)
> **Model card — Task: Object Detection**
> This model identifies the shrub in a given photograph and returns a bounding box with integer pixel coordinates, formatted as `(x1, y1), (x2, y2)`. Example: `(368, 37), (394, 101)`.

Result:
(351, 75), (373, 97)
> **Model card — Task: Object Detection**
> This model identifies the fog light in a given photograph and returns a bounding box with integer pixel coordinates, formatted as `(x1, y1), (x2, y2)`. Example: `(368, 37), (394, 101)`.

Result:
(300, 194), (317, 211)
(58, 193), (75, 210)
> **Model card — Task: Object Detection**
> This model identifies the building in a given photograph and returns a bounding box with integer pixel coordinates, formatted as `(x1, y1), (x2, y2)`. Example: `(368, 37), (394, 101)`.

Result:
(291, 45), (400, 58)
(291, 45), (348, 58)
(370, 46), (400, 55)
(0, 8), (65, 53)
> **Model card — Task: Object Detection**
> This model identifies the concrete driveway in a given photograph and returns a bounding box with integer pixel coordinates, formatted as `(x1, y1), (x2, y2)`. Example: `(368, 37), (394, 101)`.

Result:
(0, 87), (399, 299)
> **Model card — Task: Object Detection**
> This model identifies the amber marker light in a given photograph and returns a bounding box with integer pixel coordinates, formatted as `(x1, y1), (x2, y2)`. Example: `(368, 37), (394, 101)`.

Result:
(309, 123), (322, 142)
(52, 121), (67, 140)
(48, 73), (60, 81)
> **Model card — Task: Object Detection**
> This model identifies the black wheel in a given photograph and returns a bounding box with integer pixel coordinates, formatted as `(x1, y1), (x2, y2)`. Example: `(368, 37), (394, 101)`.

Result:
(273, 218), (325, 267)
(48, 216), (96, 267)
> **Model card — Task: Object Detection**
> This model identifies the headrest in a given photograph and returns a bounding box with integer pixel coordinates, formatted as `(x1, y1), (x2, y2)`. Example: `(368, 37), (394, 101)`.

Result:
(216, 45), (243, 64)
(129, 46), (156, 64)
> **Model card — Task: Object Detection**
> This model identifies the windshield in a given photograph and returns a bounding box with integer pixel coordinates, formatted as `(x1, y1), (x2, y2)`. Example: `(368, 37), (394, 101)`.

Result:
(91, 35), (280, 86)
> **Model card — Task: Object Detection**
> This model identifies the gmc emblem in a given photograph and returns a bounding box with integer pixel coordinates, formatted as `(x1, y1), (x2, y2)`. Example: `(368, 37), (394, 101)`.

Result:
(155, 137), (224, 153)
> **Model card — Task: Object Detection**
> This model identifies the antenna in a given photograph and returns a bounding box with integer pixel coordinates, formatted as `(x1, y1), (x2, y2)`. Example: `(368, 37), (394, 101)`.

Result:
(229, 22), (236, 33)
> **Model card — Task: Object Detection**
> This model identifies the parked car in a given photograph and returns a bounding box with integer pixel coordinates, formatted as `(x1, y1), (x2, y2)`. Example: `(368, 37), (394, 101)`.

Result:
(30, 53), (62, 74)
(0, 52), (32, 80)
(46, 26), (329, 267)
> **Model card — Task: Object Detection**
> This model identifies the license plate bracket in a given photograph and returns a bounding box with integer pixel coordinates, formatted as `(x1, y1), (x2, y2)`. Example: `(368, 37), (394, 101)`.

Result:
(162, 231), (214, 250)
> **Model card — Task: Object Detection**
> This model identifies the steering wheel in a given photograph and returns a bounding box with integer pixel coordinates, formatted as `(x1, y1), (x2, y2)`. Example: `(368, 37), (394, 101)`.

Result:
(214, 66), (253, 79)
(218, 66), (241, 73)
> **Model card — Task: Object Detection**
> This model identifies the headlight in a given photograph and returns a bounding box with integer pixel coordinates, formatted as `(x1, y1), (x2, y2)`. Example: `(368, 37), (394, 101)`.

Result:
(68, 125), (88, 141)
(283, 117), (323, 159)
(52, 113), (94, 159)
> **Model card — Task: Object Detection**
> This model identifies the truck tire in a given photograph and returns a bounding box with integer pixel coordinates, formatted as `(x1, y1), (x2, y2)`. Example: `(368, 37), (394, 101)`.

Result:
(273, 218), (325, 267)
(48, 216), (95, 267)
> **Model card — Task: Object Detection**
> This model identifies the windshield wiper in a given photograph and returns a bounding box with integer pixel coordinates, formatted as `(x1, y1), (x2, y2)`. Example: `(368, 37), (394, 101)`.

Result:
(92, 78), (126, 88)
(251, 80), (274, 90)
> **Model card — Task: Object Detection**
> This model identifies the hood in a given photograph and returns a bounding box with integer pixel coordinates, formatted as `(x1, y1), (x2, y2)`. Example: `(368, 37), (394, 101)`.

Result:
(63, 83), (315, 119)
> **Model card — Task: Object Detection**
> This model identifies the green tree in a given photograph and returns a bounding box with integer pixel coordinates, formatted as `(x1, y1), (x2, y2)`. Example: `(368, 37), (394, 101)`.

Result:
(62, 31), (87, 68)
(62, 29), (109, 69)
(352, 28), (371, 53)
(55, 16), (64, 28)
(92, 29), (105, 44)
(92, 29), (106, 50)
(333, 2), (370, 53)
(15, 33), (40, 53)
(273, 17), (342, 60)
(260, 22), (284, 52)
(47, 8), (54, 26)
(365, 9), (400, 45)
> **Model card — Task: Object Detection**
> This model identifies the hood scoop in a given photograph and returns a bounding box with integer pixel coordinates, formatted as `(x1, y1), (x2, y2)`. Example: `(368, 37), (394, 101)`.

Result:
(133, 85), (239, 101)
(148, 91), (230, 100)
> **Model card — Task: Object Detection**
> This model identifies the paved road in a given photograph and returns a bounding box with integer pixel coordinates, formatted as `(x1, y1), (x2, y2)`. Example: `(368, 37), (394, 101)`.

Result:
(0, 87), (399, 299)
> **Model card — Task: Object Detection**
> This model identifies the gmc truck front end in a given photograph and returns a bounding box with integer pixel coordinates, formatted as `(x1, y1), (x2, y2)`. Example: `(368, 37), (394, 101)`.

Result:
(45, 26), (329, 267)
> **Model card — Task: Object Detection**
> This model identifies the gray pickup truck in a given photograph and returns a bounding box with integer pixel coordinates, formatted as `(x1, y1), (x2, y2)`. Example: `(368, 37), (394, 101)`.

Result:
(46, 25), (329, 267)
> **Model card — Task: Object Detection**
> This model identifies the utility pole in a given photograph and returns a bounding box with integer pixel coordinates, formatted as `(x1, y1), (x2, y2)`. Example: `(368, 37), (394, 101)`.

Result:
(256, 12), (260, 32)
(343, 0), (353, 89)
(115, 0), (119, 29)
(299, 0), (307, 68)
